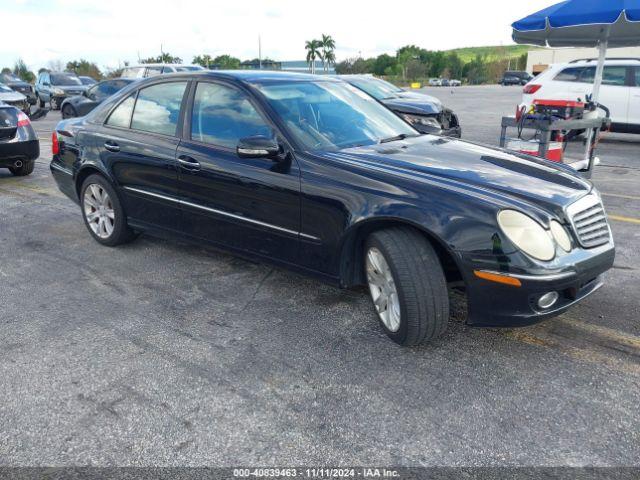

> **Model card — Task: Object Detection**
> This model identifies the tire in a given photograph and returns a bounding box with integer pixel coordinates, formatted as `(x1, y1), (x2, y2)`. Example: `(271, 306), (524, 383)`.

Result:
(9, 160), (35, 176)
(50, 97), (59, 110)
(38, 95), (45, 108)
(80, 174), (137, 247)
(62, 104), (76, 119)
(364, 227), (449, 346)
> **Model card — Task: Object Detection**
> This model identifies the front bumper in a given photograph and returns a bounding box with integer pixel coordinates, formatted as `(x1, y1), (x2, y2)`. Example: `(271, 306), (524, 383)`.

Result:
(461, 243), (615, 327)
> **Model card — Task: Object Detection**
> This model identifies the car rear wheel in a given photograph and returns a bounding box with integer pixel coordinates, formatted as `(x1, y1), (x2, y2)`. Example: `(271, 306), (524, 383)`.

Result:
(80, 174), (137, 247)
(365, 227), (449, 346)
(62, 105), (76, 119)
(50, 98), (59, 110)
(9, 160), (35, 176)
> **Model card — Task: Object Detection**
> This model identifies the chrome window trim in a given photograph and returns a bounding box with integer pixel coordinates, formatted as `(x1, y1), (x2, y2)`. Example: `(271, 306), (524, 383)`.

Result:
(123, 186), (320, 241)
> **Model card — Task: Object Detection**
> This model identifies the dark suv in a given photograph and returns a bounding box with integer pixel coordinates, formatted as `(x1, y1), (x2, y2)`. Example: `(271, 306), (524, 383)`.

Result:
(501, 71), (533, 86)
(35, 72), (87, 110)
(0, 73), (37, 105)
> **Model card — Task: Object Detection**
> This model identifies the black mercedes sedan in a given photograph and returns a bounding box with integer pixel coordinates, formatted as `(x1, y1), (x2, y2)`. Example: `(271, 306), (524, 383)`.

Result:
(61, 78), (136, 119)
(50, 71), (614, 346)
(0, 102), (39, 176)
(339, 75), (462, 138)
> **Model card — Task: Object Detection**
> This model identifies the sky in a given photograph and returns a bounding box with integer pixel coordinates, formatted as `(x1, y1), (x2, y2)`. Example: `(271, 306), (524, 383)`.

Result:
(1, 0), (555, 72)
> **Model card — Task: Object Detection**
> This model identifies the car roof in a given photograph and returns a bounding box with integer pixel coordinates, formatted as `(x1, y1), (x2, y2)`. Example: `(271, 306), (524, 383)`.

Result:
(169, 70), (340, 83)
(557, 58), (640, 68)
(123, 63), (203, 68)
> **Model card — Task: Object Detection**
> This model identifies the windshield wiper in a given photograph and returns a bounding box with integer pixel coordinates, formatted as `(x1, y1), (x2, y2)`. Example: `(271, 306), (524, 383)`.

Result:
(379, 133), (418, 144)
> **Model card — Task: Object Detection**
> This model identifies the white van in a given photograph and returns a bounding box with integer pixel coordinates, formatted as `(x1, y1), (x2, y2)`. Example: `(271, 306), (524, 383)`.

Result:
(522, 58), (640, 133)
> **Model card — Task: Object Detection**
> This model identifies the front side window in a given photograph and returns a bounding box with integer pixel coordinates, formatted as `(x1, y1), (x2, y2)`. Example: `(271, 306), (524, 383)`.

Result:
(256, 81), (418, 151)
(131, 82), (187, 136)
(106, 94), (136, 128)
(191, 82), (272, 148)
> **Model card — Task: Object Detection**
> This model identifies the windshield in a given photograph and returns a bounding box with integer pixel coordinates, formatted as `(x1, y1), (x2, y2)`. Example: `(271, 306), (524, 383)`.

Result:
(256, 81), (418, 151)
(346, 77), (403, 100)
(80, 77), (96, 85)
(1, 73), (21, 82)
(175, 66), (204, 72)
(51, 74), (82, 86)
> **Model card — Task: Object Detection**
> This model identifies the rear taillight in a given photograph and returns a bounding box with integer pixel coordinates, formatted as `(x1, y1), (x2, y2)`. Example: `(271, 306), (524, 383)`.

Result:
(17, 112), (30, 128)
(523, 84), (542, 95)
(52, 131), (60, 155)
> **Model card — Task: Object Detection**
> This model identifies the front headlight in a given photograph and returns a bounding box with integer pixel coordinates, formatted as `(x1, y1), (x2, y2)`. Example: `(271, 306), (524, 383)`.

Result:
(52, 88), (64, 95)
(550, 220), (572, 252)
(497, 210), (555, 261)
(400, 113), (441, 129)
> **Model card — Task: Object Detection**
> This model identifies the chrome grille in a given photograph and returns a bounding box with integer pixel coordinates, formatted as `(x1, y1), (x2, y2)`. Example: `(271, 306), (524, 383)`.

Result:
(567, 194), (611, 248)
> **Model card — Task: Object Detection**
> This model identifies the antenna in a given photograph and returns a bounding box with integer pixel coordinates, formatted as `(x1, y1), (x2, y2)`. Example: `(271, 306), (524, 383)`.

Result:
(259, 35), (262, 70)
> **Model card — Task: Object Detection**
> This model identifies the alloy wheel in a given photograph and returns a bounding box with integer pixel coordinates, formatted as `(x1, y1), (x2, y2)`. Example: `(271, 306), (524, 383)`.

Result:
(366, 247), (401, 332)
(83, 184), (115, 239)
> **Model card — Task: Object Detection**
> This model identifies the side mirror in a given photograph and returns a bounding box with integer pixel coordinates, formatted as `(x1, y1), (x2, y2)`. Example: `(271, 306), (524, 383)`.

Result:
(237, 135), (281, 160)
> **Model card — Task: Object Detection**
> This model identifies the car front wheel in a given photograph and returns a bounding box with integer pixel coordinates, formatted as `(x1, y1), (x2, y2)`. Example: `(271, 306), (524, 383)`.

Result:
(80, 174), (137, 246)
(365, 227), (449, 346)
(50, 97), (59, 110)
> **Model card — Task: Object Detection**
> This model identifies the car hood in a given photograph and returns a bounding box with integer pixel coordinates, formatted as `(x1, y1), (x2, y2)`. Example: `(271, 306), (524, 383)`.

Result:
(57, 85), (87, 93)
(333, 135), (591, 214)
(382, 93), (443, 115)
(0, 91), (26, 102)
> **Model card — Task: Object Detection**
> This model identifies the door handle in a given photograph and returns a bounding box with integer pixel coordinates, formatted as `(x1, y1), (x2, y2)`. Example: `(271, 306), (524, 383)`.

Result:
(104, 141), (120, 152)
(177, 155), (201, 171)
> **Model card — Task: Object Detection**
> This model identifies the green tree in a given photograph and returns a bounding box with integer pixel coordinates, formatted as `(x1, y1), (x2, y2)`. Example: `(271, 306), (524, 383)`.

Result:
(141, 52), (182, 64)
(192, 54), (212, 68)
(446, 53), (463, 79)
(305, 39), (323, 74)
(373, 54), (396, 76)
(212, 54), (241, 69)
(517, 53), (528, 71)
(13, 58), (36, 83)
(65, 59), (102, 79)
(320, 34), (336, 73)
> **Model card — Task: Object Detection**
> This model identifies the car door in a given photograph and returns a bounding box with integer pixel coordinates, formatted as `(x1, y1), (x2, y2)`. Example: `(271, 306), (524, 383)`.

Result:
(93, 81), (189, 233)
(579, 65), (631, 126)
(628, 66), (640, 129)
(39, 73), (51, 102)
(176, 80), (301, 264)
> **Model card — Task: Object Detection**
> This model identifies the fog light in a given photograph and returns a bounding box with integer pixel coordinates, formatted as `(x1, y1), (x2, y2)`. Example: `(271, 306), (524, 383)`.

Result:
(538, 292), (559, 309)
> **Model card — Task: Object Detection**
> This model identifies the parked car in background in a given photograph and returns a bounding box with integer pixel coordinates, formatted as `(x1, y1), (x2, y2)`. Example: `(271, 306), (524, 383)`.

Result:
(120, 64), (205, 79)
(501, 70), (533, 86)
(340, 75), (462, 137)
(0, 72), (37, 105)
(50, 71), (613, 346)
(0, 102), (39, 176)
(35, 72), (87, 110)
(0, 83), (30, 113)
(449, 79), (462, 87)
(522, 58), (640, 134)
(441, 79), (451, 87)
(79, 76), (98, 86)
(61, 78), (136, 119)
(428, 78), (443, 86)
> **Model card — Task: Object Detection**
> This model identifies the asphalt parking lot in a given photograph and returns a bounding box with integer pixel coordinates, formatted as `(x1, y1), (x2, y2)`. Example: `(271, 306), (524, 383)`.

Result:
(1, 85), (639, 467)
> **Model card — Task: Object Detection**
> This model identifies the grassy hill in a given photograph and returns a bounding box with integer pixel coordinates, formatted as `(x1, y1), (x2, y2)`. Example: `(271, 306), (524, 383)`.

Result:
(445, 45), (538, 62)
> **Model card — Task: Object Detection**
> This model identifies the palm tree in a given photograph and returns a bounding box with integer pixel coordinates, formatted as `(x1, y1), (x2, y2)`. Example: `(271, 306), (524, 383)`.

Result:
(305, 40), (323, 74)
(320, 34), (336, 73)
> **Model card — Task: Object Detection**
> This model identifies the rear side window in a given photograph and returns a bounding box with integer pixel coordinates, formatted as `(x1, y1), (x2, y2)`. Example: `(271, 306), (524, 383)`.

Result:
(635, 68), (640, 86)
(190, 82), (271, 148)
(555, 67), (583, 82)
(106, 94), (136, 128)
(131, 82), (187, 136)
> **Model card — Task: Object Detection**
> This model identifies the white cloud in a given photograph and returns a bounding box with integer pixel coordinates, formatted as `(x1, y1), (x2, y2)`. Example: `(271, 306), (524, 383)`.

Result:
(0, 0), (554, 71)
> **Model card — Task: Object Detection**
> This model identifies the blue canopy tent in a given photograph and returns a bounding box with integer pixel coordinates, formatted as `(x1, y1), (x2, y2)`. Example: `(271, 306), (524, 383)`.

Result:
(512, 0), (640, 171)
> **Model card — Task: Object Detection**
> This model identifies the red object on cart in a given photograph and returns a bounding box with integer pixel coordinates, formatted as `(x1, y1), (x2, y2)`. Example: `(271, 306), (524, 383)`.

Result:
(507, 139), (564, 162)
(533, 99), (585, 120)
